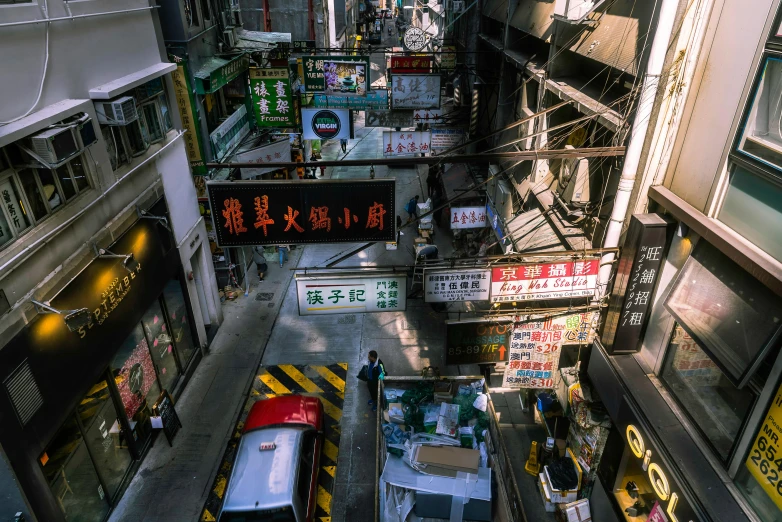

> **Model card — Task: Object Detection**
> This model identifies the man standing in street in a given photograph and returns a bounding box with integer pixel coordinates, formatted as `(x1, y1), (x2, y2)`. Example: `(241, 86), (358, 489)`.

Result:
(366, 350), (386, 412)
(405, 195), (420, 223)
(340, 138), (348, 153)
(277, 245), (289, 267)
(252, 246), (268, 282)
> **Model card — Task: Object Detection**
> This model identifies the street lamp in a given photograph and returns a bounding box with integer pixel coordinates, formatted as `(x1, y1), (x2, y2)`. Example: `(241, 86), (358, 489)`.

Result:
(31, 300), (93, 333)
(97, 248), (140, 273)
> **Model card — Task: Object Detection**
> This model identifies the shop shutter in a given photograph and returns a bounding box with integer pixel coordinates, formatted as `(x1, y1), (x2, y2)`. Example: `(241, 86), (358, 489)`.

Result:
(4, 359), (43, 426)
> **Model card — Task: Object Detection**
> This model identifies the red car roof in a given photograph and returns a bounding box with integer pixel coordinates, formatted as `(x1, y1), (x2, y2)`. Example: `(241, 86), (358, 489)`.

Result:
(244, 395), (323, 433)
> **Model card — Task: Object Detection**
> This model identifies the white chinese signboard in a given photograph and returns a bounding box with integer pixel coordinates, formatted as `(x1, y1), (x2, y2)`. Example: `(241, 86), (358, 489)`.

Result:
(430, 128), (466, 151)
(490, 260), (599, 302)
(502, 312), (594, 388)
(236, 140), (292, 179)
(413, 109), (444, 124)
(296, 274), (407, 315)
(424, 269), (491, 302)
(450, 206), (487, 229)
(382, 131), (431, 156)
(391, 74), (441, 109)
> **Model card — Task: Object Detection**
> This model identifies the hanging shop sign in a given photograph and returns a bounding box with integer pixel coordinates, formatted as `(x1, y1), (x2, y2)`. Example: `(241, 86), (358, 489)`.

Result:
(486, 200), (512, 253)
(313, 89), (389, 110)
(391, 74), (441, 109)
(445, 320), (512, 365)
(424, 269), (490, 303)
(602, 213), (673, 354)
(438, 46), (457, 69)
(365, 110), (414, 128)
(490, 260), (599, 302)
(235, 140), (292, 179)
(210, 105), (251, 161)
(296, 274), (407, 315)
(302, 55), (371, 92)
(403, 26), (427, 51)
(390, 56), (432, 73)
(249, 68), (296, 128)
(206, 179), (395, 246)
(502, 312), (594, 388)
(324, 59), (368, 96)
(746, 383), (782, 511)
(194, 53), (250, 95)
(450, 206), (487, 229)
(430, 128), (466, 151)
(382, 131), (431, 156)
(293, 40), (316, 50)
(170, 58), (206, 175)
(413, 109), (444, 124)
(301, 108), (352, 140)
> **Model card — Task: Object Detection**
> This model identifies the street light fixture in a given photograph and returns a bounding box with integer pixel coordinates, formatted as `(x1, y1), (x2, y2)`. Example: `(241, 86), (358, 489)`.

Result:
(31, 300), (93, 333)
(97, 248), (140, 273)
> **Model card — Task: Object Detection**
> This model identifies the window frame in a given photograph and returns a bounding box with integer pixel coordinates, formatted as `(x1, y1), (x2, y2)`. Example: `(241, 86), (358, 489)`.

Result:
(0, 169), (33, 246)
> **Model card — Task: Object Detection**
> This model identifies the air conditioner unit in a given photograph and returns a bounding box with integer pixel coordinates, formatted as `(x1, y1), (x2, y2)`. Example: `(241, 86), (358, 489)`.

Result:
(558, 145), (591, 206)
(495, 179), (514, 221)
(74, 118), (98, 149)
(452, 0), (463, 12)
(224, 29), (236, 48)
(553, 0), (595, 21)
(30, 127), (80, 165)
(95, 96), (138, 126)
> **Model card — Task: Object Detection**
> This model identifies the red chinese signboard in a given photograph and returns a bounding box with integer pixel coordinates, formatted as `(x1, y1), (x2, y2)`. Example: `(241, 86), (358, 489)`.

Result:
(490, 260), (599, 302)
(390, 56), (432, 73)
(207, 180), (395, 246)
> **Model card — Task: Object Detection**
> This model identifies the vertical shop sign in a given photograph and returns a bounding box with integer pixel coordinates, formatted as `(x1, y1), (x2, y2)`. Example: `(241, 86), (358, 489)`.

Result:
(502, 313), (594, 388)
(602, 214), (673, 354)
(296, 274), (407, 315)
(390, 74), (441, 109)
(746, 384), (782, 511)
(490, 260), (599, 302)
(382, 131), (431, 156)
(250, 68), (296, 127)
(170, 58), (206, 175)
(424, 269), (490, 302)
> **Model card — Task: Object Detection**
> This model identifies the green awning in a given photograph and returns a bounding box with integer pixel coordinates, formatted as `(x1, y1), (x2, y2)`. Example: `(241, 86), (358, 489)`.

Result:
(193, 53), (250, 95)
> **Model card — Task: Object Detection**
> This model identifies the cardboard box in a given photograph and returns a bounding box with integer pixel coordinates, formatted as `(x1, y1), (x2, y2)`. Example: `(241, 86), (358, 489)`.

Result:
(436, 403), (460, 437)
(384, 402), (405, 424)
(414, 445), (480, 476)
(563, 499), (591, 522)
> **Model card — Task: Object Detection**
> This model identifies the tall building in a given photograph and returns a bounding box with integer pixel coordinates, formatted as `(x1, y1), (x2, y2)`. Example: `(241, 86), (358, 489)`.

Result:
(0, 1), (222, 520)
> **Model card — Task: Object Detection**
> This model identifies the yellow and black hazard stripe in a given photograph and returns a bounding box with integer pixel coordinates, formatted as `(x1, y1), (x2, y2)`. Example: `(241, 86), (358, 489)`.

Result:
(200, 363), (347, 522)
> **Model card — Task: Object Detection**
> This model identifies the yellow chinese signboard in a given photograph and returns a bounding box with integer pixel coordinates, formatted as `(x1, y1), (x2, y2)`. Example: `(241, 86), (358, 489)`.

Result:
(746, 384), (782, 511)
(171, 60), (207, 175)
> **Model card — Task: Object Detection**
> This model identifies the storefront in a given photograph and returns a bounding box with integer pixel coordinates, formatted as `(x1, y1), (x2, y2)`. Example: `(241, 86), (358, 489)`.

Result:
(588, 206), (782, 522)
(0, 204), (201, 522)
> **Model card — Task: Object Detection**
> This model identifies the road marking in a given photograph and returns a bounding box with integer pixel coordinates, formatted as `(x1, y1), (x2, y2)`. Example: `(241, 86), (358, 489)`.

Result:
(279, 364), (324, 393)
(213, 476), (226, 499)
(317, 485), (332, 515)
(200, 510), (215, 521)
(338, 362), (348, 371)
(323, 465), (336, 478)
(323, 438), (339, 463)
(319, 395), (343, 423)
(258, 370), (290, 395)
(313, 365), (346, 394)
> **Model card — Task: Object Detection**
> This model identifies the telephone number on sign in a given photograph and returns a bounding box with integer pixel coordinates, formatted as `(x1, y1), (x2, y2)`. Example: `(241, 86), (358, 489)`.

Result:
(749, 435), (782, 496)
(448, 345), (499, 356)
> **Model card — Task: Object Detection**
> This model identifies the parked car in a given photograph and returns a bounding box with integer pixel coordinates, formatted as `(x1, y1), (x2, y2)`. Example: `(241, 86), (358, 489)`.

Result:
(218, 395), (324, 522)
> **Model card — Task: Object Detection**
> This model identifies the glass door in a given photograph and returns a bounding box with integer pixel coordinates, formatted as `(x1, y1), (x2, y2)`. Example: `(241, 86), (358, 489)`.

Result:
(162, 277), (198, 369)
(41, 415), (111, 522)
(141, 298), (181, 393)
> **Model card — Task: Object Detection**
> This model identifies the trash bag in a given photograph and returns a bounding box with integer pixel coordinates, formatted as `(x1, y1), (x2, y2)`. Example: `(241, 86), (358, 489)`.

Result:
(404, 405), (425, 433)
(547, 456), (580, 491)
(473, 393), (488, 412)
(400, 383), (434, 406)
(453, 393), (479, 423)
(474, 413), (490, 443)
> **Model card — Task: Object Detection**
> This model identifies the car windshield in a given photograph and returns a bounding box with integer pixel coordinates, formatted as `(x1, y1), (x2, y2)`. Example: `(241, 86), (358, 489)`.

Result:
(219, 508), (295, 522)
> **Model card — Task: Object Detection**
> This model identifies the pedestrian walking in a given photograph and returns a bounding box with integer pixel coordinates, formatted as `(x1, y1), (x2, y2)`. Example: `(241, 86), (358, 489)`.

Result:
(309, 153), (318, 178)
(365, 350), (386, 412)
(340, 138), (348, 153)
(277, 245), (289, 267)
(252, 246), (268, 281)
(405, 195), (420, 223)
(426, 168), (438, 198)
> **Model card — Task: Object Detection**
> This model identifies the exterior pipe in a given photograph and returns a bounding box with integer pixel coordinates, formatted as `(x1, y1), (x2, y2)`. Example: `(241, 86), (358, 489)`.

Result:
(596, 0), (681, 299)
(0, 6), (156, 28)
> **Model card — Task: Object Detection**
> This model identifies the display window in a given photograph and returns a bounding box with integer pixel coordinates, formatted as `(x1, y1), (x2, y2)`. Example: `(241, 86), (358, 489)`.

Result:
(612, 443), (657, 521)
(141, 299), (181, 393)
(162, 277), (198, 368)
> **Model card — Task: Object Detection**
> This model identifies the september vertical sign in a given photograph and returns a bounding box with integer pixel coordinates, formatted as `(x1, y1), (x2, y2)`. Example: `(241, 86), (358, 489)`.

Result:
(170, 59), (206, 175)
(746, 385), (782, 511)
(250, 68), (296, 127)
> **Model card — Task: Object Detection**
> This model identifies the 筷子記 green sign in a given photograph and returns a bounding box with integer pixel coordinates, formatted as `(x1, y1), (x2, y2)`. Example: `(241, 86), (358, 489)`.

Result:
(250, 68), (296, 128)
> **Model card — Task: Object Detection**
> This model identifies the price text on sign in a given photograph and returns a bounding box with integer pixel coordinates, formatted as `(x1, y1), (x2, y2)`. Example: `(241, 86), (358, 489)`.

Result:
(746, 385), (782, 510)
(490, 260), (599, 302)
(445, 321), (511, 365)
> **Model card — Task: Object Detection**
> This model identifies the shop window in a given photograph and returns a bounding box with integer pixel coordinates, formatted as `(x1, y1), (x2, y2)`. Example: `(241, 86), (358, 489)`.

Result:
(612, 442), (657, 519)
(163, 277), (198, 368)
(719, 163), (782, 262)
(40, 415), (111, 521)
(141, 299), (181, 394)
(737, 57), (782, 172)
(76, 375), (133, 501)
(0, 175), (31, 242)
(661, 323), (757, 461)
(664, 240), (782, 387)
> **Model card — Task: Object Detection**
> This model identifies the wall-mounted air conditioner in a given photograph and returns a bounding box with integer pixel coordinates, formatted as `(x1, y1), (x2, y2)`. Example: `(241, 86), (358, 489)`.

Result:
(95, 96), (138, 126)
(74, 118), (98, 149)
(30, 127), (81, 165)
(452, 0), (463, 12)
(224, 29), (236, 48)
(233, 8), (242, 26)
(557, 145), (591, 206)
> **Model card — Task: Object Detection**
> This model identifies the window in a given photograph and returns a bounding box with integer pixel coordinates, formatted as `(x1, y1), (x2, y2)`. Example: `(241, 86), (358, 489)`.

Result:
(664, 240), (782, 387)
(199, 0), (211, 21)
(736, 56), (782, 171)
(661, 323), (757, 461)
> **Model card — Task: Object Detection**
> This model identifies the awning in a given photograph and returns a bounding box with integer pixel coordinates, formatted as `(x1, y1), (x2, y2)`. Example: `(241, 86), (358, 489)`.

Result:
(193, 54), (250, 95)
(235, 29), (292, 50)
(505, 207), (564, 253)
(89, 62), (176, 100)
(442, 163), (476, 201)
(0, 99), (91, 149)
